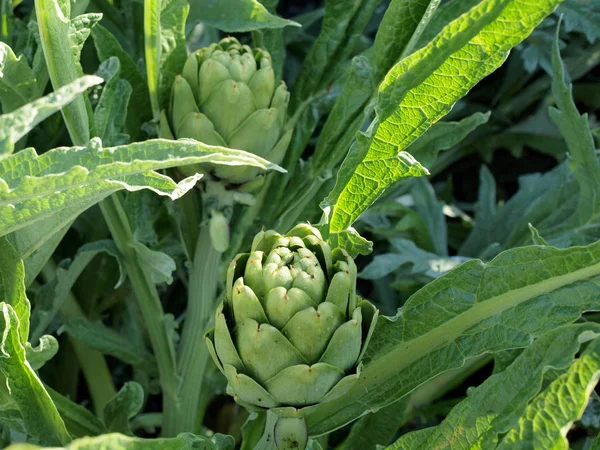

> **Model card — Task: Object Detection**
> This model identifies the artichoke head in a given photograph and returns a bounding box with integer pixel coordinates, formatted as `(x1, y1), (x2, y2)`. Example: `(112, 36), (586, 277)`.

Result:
(163, 37), (292, 188)
(206, 224), (378, 418)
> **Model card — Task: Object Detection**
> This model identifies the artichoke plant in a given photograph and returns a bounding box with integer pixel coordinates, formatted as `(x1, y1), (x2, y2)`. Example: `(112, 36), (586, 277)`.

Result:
(161, 37), (292, 189)
(206, 224), (378, 448)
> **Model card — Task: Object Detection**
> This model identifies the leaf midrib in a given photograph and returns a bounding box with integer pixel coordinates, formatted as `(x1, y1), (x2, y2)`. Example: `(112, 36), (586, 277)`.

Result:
(361, 258), (600, 391)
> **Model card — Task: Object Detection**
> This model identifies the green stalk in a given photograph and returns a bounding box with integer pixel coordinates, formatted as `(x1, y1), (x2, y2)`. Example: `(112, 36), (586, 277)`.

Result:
(34, 0), (179, 434)
(175, 226), (221, 434)
(40, 263), (117, 416)
(99, 195), (180, 436)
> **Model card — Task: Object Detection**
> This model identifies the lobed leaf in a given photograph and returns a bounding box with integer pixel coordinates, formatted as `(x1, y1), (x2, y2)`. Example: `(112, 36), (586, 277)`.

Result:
(388, 324), (600, 449)
(497, 336), (600, 449)
(188, 0), (299, 33)
(0, 138), (282, 236)
(325, 0), (563, 242)
(5, 432), (236, 449)
(0, 236), (29, 342)
(306, 240), (600, 435)
(0, 303), (70, 446)
(103, 382), (144, 435)
(0, 76), (103, 156)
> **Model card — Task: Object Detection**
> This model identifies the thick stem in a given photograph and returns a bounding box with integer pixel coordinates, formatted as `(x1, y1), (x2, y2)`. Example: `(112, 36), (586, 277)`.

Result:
(99, 195), (180, 436)
(40, 263), (117, 416)
(175, 227), (221, 433)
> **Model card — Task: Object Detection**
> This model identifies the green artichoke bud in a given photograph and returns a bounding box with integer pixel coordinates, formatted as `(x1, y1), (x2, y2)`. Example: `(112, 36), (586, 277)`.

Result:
(206, 224), (378, 430)
(163, 37), (292, 188)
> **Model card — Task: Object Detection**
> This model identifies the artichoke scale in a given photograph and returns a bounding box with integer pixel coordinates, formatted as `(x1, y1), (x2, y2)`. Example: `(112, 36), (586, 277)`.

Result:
(281, 302), (345, 364)
(243, 251), (265, 298)
(248, 66), (276, 109)
(235, 319), (307, 383)
(318, 308), (362, 371)
(214, 303), (246, 373)
(174, 111), (226, 147)
(264, 363), (344, 407)
(263, 287), (317, 329)
(232, 278), (269, 325)
(223, 364), (279, 409)
(201, 79), (256, 140)
(197, 59), (230, 104)
(227, 108), (282, 159)
(171, 76), (199, 128)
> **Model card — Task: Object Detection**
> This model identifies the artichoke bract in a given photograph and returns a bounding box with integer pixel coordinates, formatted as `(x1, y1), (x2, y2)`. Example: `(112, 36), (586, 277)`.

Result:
(206, 224), (378, 427)
(162, 37), (292, 188)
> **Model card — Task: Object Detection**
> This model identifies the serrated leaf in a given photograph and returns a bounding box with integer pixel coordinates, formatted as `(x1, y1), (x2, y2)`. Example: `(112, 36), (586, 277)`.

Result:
(325, 0), (563, 242)
(289, 0), (378, 112)
(409, 111), (491, 169)
(497, 336), (600, 449)
(35, 0), (97, 145)
(388, 324), (600, 449)
(30, 239), (124, 342)
(0, 236), (29, 342)
(359, 238), (467, 280)
(0, 76), (103, 156)
(410, 178), (447, 256)
(0, 137), (283, 237)
(130, 241), (175, 285)
(558, 0), (600, 43)
(91, 24), (152, 141)
(25, 334), (58, 370)
(63, 317), (157, 375)
(0, 303), (70, 446)
(306, 240), (600, 435)
(188, 0), (300, 33)
(5, 432), (236, 449)
(46, 385), (106, 438)
(0, 42), (38, 114)
(103, 382), (144, 435)
(95, 57), (131, 146)
(548, 22), (600, 229)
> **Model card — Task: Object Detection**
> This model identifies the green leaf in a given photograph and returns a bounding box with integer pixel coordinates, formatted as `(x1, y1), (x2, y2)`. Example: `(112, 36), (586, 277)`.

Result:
(410, 178), (447, 256)
(548, 22), (600, 230)
(91, 24), (152, 141)
(103, 382), (144, 435)
(325, 0), (563, 241)
(388, 324), (600, 449)
(460, 29), (600, 256)
(63, 317), (157, 376)
(130, 241), (176, 285)
(25, 334), (58, 370)
(5, 432), (236, 449)
(459, 165), (498, 256)
(34, 0), (98, 146)
(0, 76), (103, 156)
(310, 56), (375, 179)
(337, 398), (409, 450)
(95, 57), (132, 146)
(289, 0), (379, 112)
(359, 238), (467, 281)
(144, 0), (188, 119)
(30, 240), (124, 342)
(408, 111), (491, 170)
(0, 236), (29, 343)
(558, 0), (600, 43)
(498, 336), (600, 449)
(188, 0), (300, 33)
(0, 42), (38, 113)
(0, 138), (283, 237)
(46, 385), (107, 438)
(371, 0), (440, 82)
(0, 303), (70, 446)
(305, 240), (600, 435)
